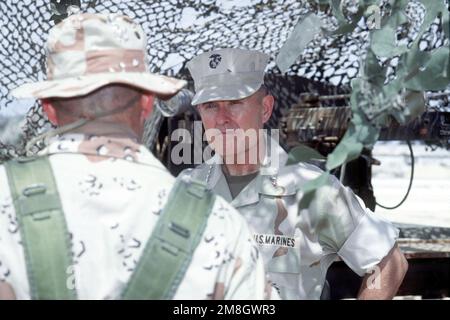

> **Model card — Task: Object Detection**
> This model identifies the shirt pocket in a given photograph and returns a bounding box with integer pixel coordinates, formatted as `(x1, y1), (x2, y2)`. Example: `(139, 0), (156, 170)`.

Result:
(267, 241), (302, 274)
(266, 245), (302, 300)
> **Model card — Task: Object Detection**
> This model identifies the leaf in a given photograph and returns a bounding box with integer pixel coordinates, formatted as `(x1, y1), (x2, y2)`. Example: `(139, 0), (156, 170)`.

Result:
(371, 26), (408, 58)
(391, 10), (409, 26)
(331, 0), (347, 24)
(389, 0), (410, 23)
(404, 47), (450, 91)
(325, 131), (363, 171)
(404, 90), (426, 121)
(323, 78), (381, 171)
(382, 78), (403, 98)
(323, 0), (365, 36)
(443, 5), (450, 40)
(363, 49), (386, 86)
(327, 121), (380, 171)
(369, 0), (409, 59)
(371, 25), (395, 54)
(286, 144), (325, 165)
(276, 12), (323, 73)
(298, 172), (331, 210)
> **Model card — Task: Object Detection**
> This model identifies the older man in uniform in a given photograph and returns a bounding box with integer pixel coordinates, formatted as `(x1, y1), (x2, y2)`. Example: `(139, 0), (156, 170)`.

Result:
(185, 48), (408, 300)
(0, 15), (268, 300)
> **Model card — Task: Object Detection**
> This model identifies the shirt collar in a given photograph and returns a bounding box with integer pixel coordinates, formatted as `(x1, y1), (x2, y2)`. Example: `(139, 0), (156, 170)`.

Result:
(205, 136), (292, 207)
(39, 133), (167, 171)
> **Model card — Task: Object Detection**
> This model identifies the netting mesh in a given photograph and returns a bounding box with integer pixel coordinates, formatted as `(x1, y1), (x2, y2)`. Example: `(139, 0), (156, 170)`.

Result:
(0, 0), (449, 163)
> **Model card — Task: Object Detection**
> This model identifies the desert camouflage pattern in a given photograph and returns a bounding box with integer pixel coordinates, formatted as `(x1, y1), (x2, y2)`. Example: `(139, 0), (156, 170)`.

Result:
(186, 138), (399, 299)
(0, 133), (269, 299)
(11, 13), (186, 100)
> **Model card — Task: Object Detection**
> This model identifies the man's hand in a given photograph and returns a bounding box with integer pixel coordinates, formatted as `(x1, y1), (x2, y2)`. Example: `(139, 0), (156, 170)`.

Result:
(0, 281), (16, 300)
(357, 244), (408, 300)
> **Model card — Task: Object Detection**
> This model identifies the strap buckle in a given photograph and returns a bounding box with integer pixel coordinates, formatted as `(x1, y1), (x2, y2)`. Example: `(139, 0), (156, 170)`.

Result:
(22, 184), (47, 197)
(169, 222), (190, 239)
(180, 175), (209, 199)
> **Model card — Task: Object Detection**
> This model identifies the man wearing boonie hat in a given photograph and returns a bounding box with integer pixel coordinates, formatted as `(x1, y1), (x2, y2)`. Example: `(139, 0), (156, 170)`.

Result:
(184, 48), (408, 300)
(0, 14), (268, 300)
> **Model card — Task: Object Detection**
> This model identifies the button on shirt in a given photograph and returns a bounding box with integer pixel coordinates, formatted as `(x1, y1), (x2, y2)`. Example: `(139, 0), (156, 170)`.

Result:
(0, 134), (268, 300)
(186, 139), (399, 299)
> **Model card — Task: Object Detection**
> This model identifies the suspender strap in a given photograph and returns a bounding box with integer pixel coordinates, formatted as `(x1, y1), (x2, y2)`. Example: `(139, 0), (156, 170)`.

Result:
(122, 176), (215, 300)
(5, 156), (213, 299)
(4, 157), (77, 300)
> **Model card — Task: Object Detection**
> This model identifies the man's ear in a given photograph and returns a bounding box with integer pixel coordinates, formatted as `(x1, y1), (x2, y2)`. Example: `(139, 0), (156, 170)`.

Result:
(140, 92), (155, 120)
(42, 100), (59, 125)
(261, 94), (274, 124)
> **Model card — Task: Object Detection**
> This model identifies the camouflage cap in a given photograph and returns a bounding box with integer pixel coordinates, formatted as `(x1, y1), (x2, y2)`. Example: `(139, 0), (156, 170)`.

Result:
(11, 13), (186, 101)
(187, 48), (269, 105)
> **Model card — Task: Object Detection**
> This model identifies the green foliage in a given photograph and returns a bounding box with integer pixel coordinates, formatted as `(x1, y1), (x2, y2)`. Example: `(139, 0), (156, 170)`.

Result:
(280, 0), (450, 210)
(286, 144), (326, 165)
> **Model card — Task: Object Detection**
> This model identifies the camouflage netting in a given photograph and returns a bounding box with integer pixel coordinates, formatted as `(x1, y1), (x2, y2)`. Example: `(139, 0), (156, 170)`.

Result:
(0, 0), (449, 163)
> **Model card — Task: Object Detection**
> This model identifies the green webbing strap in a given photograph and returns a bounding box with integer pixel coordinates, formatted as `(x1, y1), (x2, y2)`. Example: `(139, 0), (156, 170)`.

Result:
(5, 157), (214, 300)
(4, 157), (77, 300)
(121, 175), (215, 300)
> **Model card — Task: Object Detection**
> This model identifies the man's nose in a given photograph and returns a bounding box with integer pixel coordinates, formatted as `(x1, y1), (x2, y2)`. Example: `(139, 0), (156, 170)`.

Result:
(215, 105), (231, 125)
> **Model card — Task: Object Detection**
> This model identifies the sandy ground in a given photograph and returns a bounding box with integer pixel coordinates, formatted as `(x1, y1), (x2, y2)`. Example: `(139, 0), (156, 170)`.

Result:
(370, 143), (449, 299)
(371, 141), (450, 228)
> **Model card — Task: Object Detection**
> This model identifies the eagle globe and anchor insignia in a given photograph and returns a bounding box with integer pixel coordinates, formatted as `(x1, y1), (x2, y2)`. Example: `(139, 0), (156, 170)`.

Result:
(208, 54), (222, 69)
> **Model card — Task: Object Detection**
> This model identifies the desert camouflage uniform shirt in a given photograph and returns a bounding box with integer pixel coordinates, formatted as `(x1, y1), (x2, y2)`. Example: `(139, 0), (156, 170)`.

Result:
(186, 139), (399, 299)
(0, 133), (268, 300)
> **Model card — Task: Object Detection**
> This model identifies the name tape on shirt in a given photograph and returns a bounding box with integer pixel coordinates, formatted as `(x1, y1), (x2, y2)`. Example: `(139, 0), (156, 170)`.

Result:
(253, 233), (298, 248)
